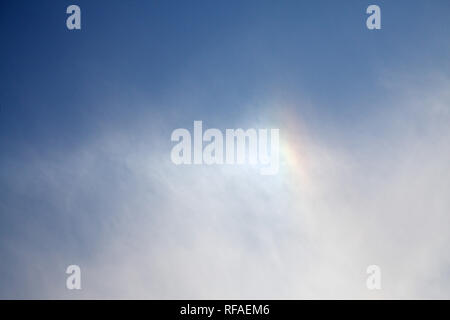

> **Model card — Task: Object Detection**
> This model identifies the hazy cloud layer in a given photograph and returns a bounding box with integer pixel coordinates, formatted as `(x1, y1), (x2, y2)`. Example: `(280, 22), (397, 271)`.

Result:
(1, 71), (449, 299)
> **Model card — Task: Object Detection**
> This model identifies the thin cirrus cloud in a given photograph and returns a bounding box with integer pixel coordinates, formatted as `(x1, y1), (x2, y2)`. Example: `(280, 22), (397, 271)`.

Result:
(0, 69), (449, 299)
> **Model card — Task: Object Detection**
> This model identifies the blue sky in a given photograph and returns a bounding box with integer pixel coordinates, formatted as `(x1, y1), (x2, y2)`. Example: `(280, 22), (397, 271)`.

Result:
(0, 0), (449, 298)
(1, 0), (448, 142)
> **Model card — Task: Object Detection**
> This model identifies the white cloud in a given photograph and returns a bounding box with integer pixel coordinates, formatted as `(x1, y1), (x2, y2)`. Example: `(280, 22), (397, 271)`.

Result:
(1, 73), (449, 299)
